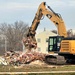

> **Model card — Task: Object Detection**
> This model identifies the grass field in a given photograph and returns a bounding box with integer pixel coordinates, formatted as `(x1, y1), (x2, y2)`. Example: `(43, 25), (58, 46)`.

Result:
(28, 73), (75, 75)
(0, 64), (75, 75)
(0, 73), (75, 75)
(0, 64), (75, 72)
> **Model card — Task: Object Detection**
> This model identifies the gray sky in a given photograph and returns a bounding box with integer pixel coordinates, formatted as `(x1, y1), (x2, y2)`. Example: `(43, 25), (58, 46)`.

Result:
(0, 0), (75, 32)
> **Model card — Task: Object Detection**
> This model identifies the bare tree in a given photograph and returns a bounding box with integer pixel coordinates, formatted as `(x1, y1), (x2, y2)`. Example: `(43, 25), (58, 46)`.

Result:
(67, 29), (74, 37)
(0, 21), (29, 51)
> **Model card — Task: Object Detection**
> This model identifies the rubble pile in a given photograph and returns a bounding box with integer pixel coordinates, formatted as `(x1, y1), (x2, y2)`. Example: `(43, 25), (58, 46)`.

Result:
(3, 51), (47, 65)
(0, 37), (47, 66)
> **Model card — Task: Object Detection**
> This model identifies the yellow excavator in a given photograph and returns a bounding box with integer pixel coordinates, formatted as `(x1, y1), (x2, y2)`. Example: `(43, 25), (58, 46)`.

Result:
(24, 2), (75, 64)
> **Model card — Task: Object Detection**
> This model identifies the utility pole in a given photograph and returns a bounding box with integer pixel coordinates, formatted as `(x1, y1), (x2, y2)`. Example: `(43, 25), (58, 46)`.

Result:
(5, 37), (7, 52)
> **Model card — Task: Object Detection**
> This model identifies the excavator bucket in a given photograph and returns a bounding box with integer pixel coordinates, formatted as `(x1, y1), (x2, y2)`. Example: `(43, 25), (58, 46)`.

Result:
(23, 36), (37, 51)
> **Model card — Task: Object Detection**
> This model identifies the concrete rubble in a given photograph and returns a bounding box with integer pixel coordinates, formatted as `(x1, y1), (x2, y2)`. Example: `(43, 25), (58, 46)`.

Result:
(0, 37), (48, 66)
(3, 50), (47, 66)
(0, 57), (7, 65)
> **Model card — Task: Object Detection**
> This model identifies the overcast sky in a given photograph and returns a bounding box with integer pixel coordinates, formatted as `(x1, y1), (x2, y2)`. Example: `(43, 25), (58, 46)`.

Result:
(0, 0), (75, 32)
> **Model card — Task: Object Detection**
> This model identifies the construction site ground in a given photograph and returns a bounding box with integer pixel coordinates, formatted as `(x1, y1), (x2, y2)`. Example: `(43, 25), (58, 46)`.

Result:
(0, 53), (75, 75)
(0, 61), (75, 75)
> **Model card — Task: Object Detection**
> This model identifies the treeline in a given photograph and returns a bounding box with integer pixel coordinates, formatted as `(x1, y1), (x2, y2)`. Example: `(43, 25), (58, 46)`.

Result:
(0, 21), (29, 55)
(0, 21), (75, 55)
(51, 30), (75, 37)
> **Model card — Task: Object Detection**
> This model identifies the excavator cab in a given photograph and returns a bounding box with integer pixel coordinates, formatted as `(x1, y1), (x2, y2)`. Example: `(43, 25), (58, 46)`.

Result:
(45, 36), (66, 64)
(48, 36), (64, 53)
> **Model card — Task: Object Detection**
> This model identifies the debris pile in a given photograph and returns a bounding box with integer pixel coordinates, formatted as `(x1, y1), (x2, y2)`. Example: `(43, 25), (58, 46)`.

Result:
(3, 51), (47, 66)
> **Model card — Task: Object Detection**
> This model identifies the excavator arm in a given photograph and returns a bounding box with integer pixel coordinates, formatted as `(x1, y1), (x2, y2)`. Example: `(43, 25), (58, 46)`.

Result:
(27, 2), (67, 37)
(23, 2), (67, 50)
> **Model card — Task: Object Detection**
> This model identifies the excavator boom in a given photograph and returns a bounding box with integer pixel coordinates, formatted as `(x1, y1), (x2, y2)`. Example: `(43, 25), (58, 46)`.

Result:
(27, 2), (67, 37)
(23, 2), (67, 50)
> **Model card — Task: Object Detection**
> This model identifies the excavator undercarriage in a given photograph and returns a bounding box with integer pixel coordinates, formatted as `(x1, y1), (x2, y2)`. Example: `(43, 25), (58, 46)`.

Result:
(45, 55), (66, 65)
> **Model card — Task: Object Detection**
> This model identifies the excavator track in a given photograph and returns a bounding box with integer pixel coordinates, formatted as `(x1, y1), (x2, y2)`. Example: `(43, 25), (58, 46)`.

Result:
(45, 55), (66, 65)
